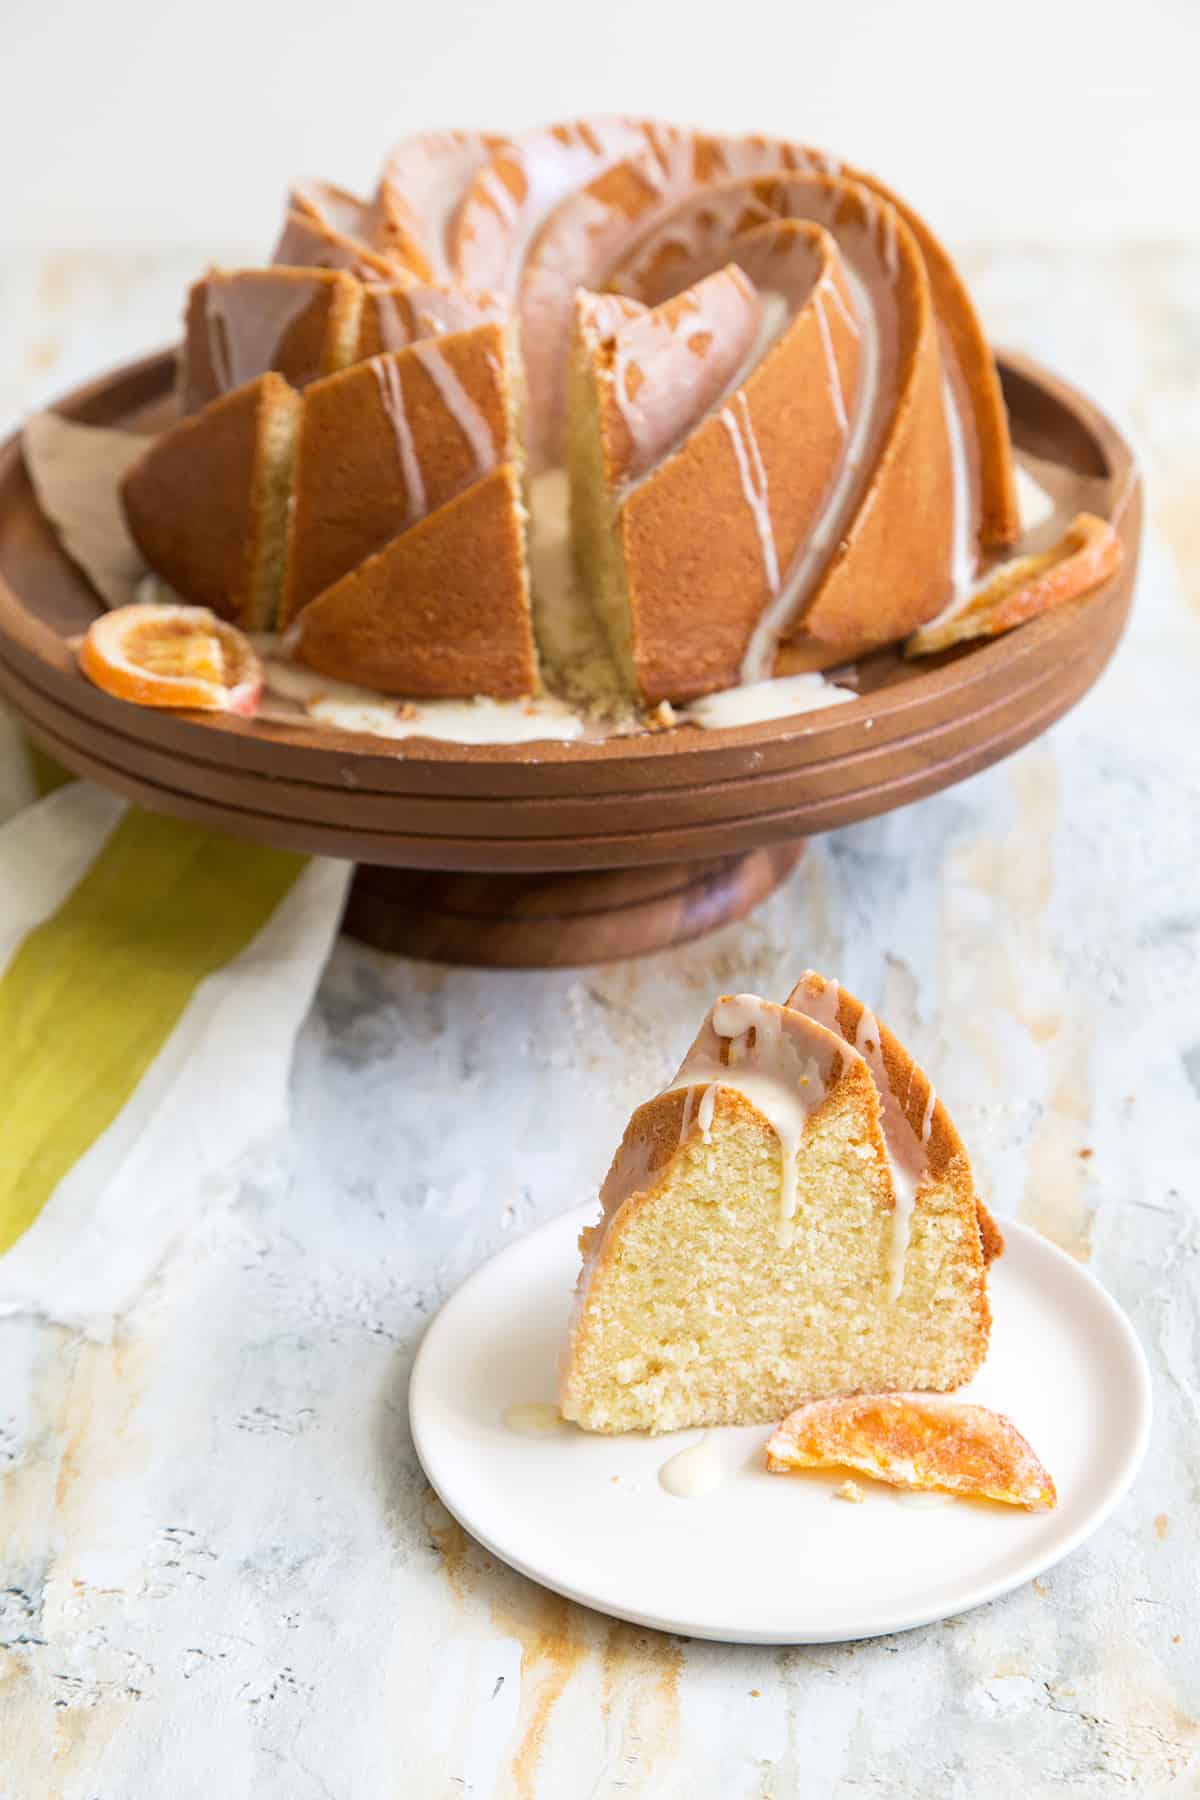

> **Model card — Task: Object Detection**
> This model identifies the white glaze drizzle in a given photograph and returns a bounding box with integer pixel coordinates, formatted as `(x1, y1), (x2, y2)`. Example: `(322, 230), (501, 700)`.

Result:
(203, 278), (318, 392)
(1013, 462), (1058, 531)
(478, 165), (520, 229)
(381, 130), (500, 274)
(368, 283), (500, 354)
(812, 290), (848, 434)
(786, 976), (931, 1301)
(503, 1402), (567, 1437)
(719, 392), (780, 595)
(697, 1083), (718, 1142)
(411, 343), (497, 475)
(658, 1431), (724, 1498)
(738, 262), (880, 682)
(371, 292), (416, 354)
(292, 178), (369, 239)
(371, 356), (426, 523)
(794, 973), (841, 1031)
(205, 286), (233, 392)
(882, 205), (900, 279)
(460, 120), (645, 293)
(942, 374), (977, 599)
(851, 1006), (925, 1301)
(671, 994), (842, 1249)
(601, 268), (766, 484)
(683, 671), (854, 729)
(822, 273), (861, 339)
(261, 657), (585, 743)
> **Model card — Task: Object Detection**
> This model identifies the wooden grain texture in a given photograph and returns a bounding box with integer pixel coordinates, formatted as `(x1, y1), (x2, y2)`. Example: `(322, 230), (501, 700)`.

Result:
(341, 845), (804, 966)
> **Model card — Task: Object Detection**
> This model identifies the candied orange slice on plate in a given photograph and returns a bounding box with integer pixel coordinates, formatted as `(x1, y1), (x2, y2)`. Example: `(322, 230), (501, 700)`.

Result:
(79, 603), (263, 715)
(765, 1394), (1057, 1511)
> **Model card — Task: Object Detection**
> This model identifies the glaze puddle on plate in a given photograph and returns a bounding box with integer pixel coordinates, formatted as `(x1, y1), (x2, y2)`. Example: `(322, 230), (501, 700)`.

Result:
(410, 1210), (1151, 1645)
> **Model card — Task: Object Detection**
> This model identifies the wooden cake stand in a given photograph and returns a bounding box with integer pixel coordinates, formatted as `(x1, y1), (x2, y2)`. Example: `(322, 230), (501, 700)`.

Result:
(0, 351), (1140, 967)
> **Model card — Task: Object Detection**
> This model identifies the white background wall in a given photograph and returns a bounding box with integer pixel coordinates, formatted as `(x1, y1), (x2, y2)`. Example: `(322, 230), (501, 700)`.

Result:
(3, 0), (1198, 249)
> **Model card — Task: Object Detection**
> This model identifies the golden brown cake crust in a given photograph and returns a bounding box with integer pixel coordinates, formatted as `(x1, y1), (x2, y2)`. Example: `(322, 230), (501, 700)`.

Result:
(280, 322), (517, 626)
(355, 281), (506, 361)
(295, 464), (536, 698)
(577, 170), (972, 697)
(121, 373), (299, 629)
(785, 971), (1000, 1283)
(179, 268), (362, 414)
(608, 235), (863, 700)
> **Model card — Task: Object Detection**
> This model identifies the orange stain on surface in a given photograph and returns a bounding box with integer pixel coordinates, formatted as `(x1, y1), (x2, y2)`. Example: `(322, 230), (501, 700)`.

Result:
(424, 1490), (470, 1599)
(597, 1619), (683, 1785)
(490, 1587), (587, 1800)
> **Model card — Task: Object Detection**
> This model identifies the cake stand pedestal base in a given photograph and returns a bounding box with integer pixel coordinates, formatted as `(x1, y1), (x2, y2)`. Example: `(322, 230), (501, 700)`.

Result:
(341, 842), (805, 969)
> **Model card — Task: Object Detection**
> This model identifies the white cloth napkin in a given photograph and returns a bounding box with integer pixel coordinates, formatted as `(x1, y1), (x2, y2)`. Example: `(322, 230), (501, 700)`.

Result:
(0, 741), (348, 1336)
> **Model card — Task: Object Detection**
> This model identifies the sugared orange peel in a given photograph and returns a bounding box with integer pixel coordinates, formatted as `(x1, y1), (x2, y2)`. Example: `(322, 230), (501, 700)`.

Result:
(905, 513), (1122, 659)
(79, 603), (263, 716)
(765, 1393), (1057, 1511)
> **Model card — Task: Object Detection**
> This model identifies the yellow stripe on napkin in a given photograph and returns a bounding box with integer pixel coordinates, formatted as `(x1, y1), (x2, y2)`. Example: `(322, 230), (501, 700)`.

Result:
(27, 740), (75, 799)
(0, 810), (305, 1255)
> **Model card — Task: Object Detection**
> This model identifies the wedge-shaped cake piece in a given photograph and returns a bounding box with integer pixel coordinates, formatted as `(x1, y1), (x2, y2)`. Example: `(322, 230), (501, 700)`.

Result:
(294, 464), (537, 698)
(576, 168), (1011, 696)
(179, 268), (363, 413)
(765, 1394), (1056, 1510)
(121, 373), (300, 630)
(560, 982), (996, 1433)
(569, 211), (880, 703)
(280, 321), (522, 626)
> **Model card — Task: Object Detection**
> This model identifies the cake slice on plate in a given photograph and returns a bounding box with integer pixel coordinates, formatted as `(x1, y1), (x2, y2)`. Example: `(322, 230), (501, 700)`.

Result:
(559, 977), (999, 1433)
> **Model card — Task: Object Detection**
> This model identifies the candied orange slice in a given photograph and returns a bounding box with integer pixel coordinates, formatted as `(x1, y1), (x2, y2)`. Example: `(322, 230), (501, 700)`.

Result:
(79, 603), (263, 715)
(765, 1394), (1057, 1510)
(905, 512), (1122, 658)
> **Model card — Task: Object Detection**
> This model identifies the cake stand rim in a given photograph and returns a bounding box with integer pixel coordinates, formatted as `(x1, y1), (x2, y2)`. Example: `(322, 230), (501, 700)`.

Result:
(0, 345), (1139, 787)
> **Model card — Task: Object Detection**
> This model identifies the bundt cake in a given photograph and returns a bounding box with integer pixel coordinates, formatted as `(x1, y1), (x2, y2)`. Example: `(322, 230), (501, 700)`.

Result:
(117, 116), (1123, 726)
(558, 976), (999, 1434)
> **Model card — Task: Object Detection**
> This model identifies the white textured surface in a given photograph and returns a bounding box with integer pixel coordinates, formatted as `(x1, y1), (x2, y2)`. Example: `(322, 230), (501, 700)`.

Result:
(1, 246), (1199, 1793)
(3, 3), (1199, 248)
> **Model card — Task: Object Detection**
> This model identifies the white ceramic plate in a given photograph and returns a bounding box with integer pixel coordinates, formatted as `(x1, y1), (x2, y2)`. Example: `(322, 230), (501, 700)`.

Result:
(409, 1209), (1151, 1644)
